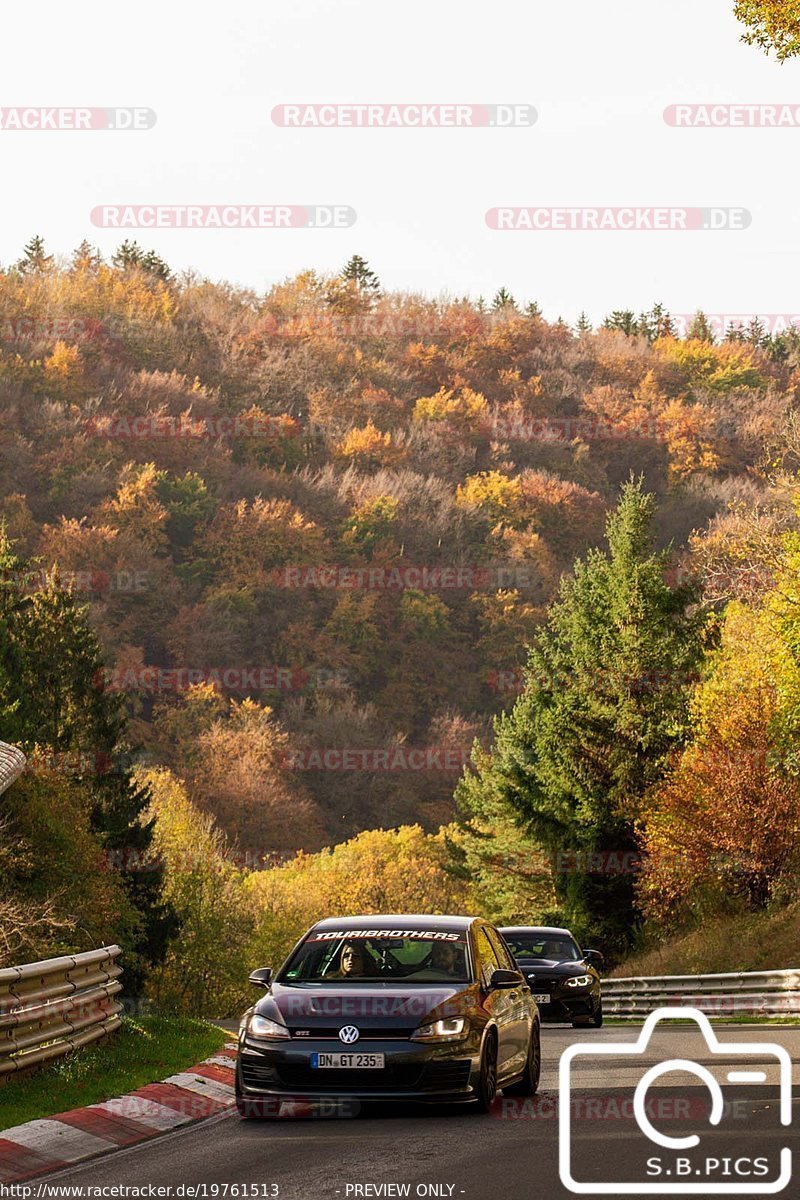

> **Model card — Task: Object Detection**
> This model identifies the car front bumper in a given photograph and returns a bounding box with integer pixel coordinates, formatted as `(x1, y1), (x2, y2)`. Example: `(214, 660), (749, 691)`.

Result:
(535, 990), (599, 1022)
(236, 1033), (482, 1106)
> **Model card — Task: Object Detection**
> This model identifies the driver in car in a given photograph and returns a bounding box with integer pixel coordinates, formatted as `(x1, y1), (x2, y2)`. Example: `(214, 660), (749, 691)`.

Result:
(413, 940), (464, 980)
(331, 940), (369, 978)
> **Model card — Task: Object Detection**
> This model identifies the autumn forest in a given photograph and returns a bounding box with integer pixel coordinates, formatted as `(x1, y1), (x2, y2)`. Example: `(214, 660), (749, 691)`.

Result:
(1, 242), (799, 1008)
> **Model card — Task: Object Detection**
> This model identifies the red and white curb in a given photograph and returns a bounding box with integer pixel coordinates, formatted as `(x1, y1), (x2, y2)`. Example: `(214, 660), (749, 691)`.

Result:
(0, 1044), (239, 1183)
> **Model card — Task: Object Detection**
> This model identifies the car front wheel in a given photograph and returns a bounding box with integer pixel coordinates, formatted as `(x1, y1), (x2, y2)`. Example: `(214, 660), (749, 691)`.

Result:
(472, 1032), (498, 1112)
(504, 1022), (541, 1096)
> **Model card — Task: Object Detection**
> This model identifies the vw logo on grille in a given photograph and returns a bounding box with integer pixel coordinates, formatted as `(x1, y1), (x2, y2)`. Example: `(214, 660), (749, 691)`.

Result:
(338, 1025), (360, 1044)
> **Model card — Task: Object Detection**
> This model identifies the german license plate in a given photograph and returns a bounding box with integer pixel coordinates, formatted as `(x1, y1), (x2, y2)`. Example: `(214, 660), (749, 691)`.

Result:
(532, 993), (550, 1004)
(311, 1052), (385, 1068)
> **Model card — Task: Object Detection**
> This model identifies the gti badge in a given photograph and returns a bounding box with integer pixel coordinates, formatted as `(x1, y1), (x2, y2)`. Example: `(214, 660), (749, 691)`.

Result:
(339, 1025), (360, 1044)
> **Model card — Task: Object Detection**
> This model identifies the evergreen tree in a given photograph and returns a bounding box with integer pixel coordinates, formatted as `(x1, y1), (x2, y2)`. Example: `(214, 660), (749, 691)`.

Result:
(0, 532), (174, 987)
(456, 480), (704, 954)
(648, 302), (676, 341)
(726, 322), (747, 342)
(687, 311), (716, 342)
(603, 309), (638, 337)
(112, 240), (172, 281)
(575, 312), (592, 335)
(525, 301), (543, 319)
(340, 254), (381, 294)
(635, 303), (676, 343)
(492, 287), (517, 311)
(71, 240), (103, 272)
(746, 316), (769, 349)
(16, 235), (53, 274)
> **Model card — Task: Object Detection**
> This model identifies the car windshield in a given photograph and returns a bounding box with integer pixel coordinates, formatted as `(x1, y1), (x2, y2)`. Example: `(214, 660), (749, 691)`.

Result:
(279, 929), (471, 984)
(503, 933), (582, 962)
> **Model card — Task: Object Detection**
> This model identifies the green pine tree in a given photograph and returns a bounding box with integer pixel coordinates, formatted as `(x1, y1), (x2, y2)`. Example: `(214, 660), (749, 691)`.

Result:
(16, 235), (53, 274)
(456, 480), (704, 955)
(0, 532), (175, 987)
(112, 240), (171, 281)
(602, 309), (638, 337)
(687, 311), (716, 342)
(340, 254), (381, 293)
(492, 287), (517, 311)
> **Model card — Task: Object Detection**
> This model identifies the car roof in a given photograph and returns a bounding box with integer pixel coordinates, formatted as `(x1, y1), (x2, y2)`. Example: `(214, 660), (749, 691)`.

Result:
(498, 925), (574, 937)
(311, 914), (480, 932)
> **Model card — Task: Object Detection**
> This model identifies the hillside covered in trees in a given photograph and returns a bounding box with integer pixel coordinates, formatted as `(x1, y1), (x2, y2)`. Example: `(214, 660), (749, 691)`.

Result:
(1, 240), (799, 997)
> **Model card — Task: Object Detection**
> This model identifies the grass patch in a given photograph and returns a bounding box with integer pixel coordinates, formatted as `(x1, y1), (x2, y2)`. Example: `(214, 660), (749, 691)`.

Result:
(0, 1017), (228, 1131)
(612, 902), (800, 978)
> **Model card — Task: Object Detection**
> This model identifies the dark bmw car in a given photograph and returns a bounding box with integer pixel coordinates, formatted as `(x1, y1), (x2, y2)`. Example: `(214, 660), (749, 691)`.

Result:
(499, 925), (603, 1028)
(236, 914), (540, 1115)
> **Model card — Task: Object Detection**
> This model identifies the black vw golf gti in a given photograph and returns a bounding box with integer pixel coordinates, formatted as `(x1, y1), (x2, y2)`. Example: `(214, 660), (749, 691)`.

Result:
(236, 914), (540, 1115)
(500, 925), (604, 1028)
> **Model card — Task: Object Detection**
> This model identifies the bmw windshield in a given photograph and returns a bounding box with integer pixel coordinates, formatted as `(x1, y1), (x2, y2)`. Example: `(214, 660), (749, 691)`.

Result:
(278, 928), (471, 985)
(503, 934), (582, 962)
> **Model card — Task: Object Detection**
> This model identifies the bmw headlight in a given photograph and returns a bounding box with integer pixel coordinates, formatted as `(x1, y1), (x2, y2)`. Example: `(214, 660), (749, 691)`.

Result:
(241, 1012), (290, 1040)
(411, 1017), (467, 1042)
(566, 974), (592, 989)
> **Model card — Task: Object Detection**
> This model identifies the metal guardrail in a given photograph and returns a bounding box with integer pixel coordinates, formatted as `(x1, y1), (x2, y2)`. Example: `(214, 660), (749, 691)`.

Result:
(0, 741), (26, 796)
(604, 968), (800, 1018)
(0, 946), (123, 1076)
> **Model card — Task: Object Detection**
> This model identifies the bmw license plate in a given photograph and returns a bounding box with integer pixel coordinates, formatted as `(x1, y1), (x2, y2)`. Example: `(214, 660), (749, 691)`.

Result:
(532, 993), (550, 1004)
(311, 1052), (385, 1068)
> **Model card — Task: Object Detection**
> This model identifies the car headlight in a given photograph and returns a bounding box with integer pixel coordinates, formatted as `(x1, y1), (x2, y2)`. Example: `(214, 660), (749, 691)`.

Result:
(566, 975), (593, 989)
(411, 1017), (467, 1042)
(241, 1012), (290, 1040)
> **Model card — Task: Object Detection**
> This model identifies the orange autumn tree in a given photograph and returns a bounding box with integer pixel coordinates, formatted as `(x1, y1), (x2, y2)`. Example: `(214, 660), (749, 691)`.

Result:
(333, 420), (407, 469)
(638, 604), (800, 925)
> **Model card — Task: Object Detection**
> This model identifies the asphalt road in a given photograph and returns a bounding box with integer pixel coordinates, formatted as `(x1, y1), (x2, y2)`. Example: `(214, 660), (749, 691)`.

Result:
(37, 1025), (799, 1200)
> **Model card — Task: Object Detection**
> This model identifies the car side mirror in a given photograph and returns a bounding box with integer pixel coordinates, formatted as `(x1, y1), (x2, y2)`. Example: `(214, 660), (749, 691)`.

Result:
(248, 966), (272, 988)
(584, 950), (604, 969)
(490, 968), (524, 990)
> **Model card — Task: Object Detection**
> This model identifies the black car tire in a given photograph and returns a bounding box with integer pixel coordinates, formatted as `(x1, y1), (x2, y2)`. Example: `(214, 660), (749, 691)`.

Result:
(504, 1021), (541, 1096)
(472, 1031), (498, 1113)
(572, 1000), (603, 1029)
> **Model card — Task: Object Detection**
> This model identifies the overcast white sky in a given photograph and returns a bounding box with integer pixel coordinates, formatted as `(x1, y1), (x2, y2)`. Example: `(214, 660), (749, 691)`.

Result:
(2, 0), (798, 322)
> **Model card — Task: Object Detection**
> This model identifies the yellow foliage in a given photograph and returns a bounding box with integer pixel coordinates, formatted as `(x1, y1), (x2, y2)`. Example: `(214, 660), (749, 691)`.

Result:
(412, 386), (488, 432)
(654, 337), (765, 394)
(99, 462), (169, 551)
(334, 420), (407, 468)
(455, 471), (525, 527)
(247, 825), (473, 966)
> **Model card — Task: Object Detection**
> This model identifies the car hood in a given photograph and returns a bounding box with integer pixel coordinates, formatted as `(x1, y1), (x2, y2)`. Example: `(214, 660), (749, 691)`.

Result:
(255, 982), (475, 1031)
(516, 959), (591, 978)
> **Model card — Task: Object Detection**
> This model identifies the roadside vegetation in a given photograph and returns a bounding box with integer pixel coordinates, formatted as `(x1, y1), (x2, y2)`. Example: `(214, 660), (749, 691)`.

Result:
(0, 1017), (227, 1129)
(611, 902), (800, 978)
